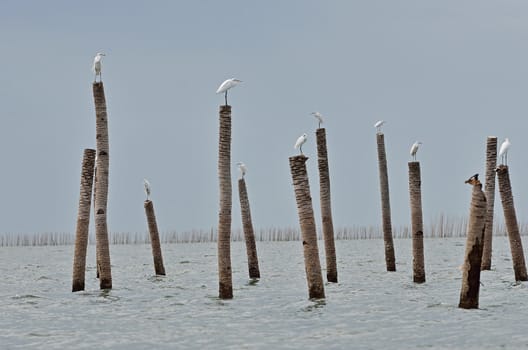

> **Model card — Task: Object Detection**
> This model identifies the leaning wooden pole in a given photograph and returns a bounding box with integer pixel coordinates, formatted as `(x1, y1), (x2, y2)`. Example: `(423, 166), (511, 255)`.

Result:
(459, 177), (487, 309)
(93, 82), (112, 289)
(217, 105), (233, 299)
(144, 200), (166, 275)
(72, 148), (96, 292)
(316, 128), (338, 282)
(238, 178), (260, 279)
(481, 136), (497, 270)
(496, 165), (528, 281)
(376, 132), (396, 271)
(408, 161), (425, 283)
(289, 155), (325, 299)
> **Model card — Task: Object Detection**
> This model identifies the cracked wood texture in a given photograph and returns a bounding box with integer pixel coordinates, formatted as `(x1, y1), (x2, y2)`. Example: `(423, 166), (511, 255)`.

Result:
(144, 200), (166, 276)
(72, 149), (96, 292)
(93, 82), (112, 289)
(289, 155), (325, 299)
(238, 178), (260, 279)
(217, 105), (233, 299)
(316, 128), (338, 282)
(496, 165), (528, 281)
(459, 183), (487, 309)
(481, 136), (497, 270)
(408, 161), (425, 283)
(376, 133), (396, 272)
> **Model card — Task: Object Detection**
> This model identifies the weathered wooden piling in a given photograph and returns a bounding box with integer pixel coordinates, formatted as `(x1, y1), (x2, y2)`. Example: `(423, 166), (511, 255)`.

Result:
(218, 105), (233, 299)
(496, 165), (528, 281)
(72, 149), (96, 292)
(408, 161), (425, 283)
(316, 128), (338, 282)
(238, 178), (260, 279)
(459, 178), (487, 309)
(289, 155), (325, 299)
(93, 82), (112, 289)
(144, 200), (166, 275)
(376, 132), (396, 272)
(481, 136), (497, 270)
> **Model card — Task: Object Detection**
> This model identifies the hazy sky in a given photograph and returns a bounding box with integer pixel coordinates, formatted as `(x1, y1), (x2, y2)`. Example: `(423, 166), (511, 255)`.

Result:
(2, 1), (528, 234)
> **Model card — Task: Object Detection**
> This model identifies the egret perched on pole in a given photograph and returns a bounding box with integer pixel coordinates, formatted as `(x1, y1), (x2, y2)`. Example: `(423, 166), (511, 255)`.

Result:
(410, 141), (422, 161)
(216, 78), (242, 106)
(92, 52), (106, 82)
(374, 120), (386, 133)
(499, 138), (511, 165)
(237, 162), (247, 179)
(294, 133), (308, 155)
(311, 112), (324, 129)
(143, 178), (151, 201)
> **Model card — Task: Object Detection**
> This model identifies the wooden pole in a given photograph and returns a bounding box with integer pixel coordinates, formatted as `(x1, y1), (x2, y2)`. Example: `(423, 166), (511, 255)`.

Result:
(408, 161), (425, 283)
(289, 155), (325, 299)
(93, 82), (112, 289)
(459, 177), (487, 309)
(144, 200), (166, 275)
(496, 165), (528, 281)
(72, 148), (96, 292)
(316, 128), (338, 282)
(238, 178), (260, 279)
(481, 136), (497, 270)
(376, 133), (396, 271)
(218, 105), (233, 299)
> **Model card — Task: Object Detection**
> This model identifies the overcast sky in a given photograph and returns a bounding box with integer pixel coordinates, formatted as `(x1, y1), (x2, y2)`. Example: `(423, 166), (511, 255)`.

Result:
(1, 1), (528, 235)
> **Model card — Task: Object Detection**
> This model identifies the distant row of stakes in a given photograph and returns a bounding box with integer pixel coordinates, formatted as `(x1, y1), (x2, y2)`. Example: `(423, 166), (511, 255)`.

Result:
(71, 53), (526, 310)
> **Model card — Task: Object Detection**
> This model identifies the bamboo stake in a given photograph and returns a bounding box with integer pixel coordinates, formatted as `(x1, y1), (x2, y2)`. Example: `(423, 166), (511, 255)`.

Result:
(238, 178), (260, 279)
(289, 155), (325, 299)
(72, 149), (96, 292)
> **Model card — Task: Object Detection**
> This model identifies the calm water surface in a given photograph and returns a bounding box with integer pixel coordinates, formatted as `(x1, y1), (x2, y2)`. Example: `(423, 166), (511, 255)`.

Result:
(1, 237), (527, 349)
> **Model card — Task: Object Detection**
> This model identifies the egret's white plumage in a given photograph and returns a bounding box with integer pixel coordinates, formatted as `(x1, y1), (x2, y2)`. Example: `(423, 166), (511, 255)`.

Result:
(216, 78), (242, 105)
(374, 120), (386, 133)
(294, 133), (308, 155)
(311, 112), (324, 128)
(92, 52), (106, 82)
(410, 141), (422, 161)
(499, 138), (511, 165)
(236, 162), (247, 179)
(143, 178), (151, 201)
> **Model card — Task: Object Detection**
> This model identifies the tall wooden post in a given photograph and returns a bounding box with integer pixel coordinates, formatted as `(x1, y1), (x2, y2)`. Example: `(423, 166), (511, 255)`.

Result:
(238, 178), (260, 279)
(316, 128), (338, 282)
(144, 200), (166, 275)
(496, 165), (528, 281)
(408, 161), (425, 283)
(481, 136), (497, 270)
(289, 155), (325, 299)
(459, 178), (487, 309)
(376, 132), (396, 271)
(72, 149), (96, 292)
(218, 105), (233, 299)
(93, 82), (112, 289)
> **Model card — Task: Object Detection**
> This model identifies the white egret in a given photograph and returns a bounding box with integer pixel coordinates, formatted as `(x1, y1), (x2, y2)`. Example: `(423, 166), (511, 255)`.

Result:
(143, 178), (151, 201)
(410, 141), (422, 161)
(311, 112), (324, 128)
(216, 78), (242, 106)
(236, 162), (247, 179)
(499, 138), (511, 165)
(294, 133), (308, 155)
(92, 52), (106, 82)
(374, 120), (386, 133)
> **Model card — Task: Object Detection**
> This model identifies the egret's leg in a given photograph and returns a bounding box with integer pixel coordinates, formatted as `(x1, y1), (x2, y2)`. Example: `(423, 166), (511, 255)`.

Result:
(225, 91), (228, 106)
